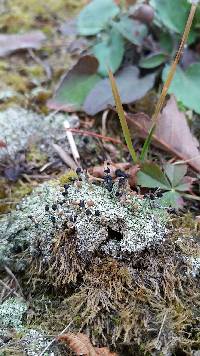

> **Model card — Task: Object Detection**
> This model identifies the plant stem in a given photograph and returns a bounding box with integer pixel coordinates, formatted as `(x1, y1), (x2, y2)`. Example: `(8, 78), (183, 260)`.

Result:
(152, 3), (197, 124)
(140, 3), (197, 161)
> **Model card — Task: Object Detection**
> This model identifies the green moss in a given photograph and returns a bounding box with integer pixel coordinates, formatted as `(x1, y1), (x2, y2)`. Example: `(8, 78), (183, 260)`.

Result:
(59, 170), (78, 185)
(26, 144), (47, 165)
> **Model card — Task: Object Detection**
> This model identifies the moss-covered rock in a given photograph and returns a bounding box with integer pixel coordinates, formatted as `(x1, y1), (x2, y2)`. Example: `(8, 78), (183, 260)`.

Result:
(0, 171), (168, 273)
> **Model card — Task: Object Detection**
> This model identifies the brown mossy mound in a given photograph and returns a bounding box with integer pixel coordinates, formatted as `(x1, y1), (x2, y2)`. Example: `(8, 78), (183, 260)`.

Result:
(27, 221), (200, 355)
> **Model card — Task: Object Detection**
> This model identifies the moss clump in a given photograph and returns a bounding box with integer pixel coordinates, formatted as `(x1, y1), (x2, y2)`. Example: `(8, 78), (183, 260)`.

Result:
(59, 170), (78, 185)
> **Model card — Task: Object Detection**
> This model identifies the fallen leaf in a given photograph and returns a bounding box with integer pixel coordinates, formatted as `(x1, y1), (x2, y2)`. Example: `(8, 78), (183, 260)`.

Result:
(84, 66), (156, 115)
(127, 96), (200, 172)
(47, 55), (101, 112)
(0, 140), (6, 148)
(162, 64), (200, 114)
(0, 31), (46, 57)
(57, 333), (95, 355)
(57, 333), (117, 356)
(89, 162), (139, 188)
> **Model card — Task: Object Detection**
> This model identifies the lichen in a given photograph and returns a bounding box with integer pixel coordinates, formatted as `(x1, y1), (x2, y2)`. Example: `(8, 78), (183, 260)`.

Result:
(0, 297), (27, 331)
(0, 171), (168, 273)
(0, 107), (79, 161)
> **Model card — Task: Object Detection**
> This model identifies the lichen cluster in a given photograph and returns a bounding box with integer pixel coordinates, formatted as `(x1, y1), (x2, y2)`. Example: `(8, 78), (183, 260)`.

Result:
(0, 107), (79, 161)
(0, 297), (27, 331)
(0, 169), (168, 273)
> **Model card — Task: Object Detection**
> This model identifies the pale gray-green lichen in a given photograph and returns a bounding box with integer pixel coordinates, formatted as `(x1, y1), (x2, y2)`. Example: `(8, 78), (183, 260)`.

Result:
(21, 329), (54, 356)
(0, 106), (79, 160)
(0, 297), (27, 331)
(0, 175), (168, 271)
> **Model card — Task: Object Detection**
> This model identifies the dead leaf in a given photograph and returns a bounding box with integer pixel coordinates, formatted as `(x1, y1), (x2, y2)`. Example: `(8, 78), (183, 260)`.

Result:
(127, 95), (200, 172)
(57, 333), (117, 356)
(57, 333), (96, 355)
(47, 55), (101, 112)
(0, 31), (46, 57)
(0, 140), (6, 148)
(83, 66), (156, 115)
(89, 162), (139, 188)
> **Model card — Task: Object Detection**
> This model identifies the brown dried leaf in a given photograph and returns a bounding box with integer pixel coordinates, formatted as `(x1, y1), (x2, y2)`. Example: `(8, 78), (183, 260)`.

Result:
(127, 95), (200, 172)
(57, 333), (96, 355)
(89, 162), (139, 188)
(0, 140), (6, 148)
(57, 333), (117, 356)
(95, 347), (117, 356)
(0, 31), (46, 57)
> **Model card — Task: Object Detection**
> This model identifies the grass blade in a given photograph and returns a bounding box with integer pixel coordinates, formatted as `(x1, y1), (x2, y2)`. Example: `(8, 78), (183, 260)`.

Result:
(140, 3), (197, 161)
(108, 68), (138, 163)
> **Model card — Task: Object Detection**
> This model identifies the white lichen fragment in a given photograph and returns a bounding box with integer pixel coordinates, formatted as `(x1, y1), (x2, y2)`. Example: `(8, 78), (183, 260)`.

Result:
(0, 177), (168, 268)
(0, 297), (27, 331)
(0, 107), (79, 160)
(21, 329), (54, 356)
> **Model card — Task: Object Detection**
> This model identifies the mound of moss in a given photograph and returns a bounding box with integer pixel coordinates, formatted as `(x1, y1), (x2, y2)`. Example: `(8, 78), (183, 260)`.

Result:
(1, 171), (200, 355)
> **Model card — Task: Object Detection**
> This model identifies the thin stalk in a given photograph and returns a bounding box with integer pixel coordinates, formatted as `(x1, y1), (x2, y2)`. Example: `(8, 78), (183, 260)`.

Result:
(108, 68), (138, 163)
(139, 3), (197, 161)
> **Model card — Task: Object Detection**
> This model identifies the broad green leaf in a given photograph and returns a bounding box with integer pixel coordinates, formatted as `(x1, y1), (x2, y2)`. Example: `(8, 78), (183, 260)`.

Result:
(159, 32), (174, 53)
(159, 191), (184, 208)
(164, 163), (187, 187)
(77, 0), (120, 36)
(47, 56), (101, 112)
(84, 66), (155, 115)
(162, 64), (200, 114)
(112, 16), (147, 46)
(139, 53), (167, 69)
(150, 0), (199, 42)
(175, 183), (191, 192)
(92, 29), (124, 77)
(137, 162), (171, 189)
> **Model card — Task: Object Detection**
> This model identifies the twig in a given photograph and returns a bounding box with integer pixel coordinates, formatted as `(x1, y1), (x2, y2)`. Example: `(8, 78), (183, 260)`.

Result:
(66, 128), (127, 148)
(4, 266), (24, 299)
(64, 119), (80, 166)
(156, 310), (168, 346)
(52, 143), (78, 170)
(0, 279), (21, 299)
(102, 110), (109, 136)
(39, 320), (73, 356)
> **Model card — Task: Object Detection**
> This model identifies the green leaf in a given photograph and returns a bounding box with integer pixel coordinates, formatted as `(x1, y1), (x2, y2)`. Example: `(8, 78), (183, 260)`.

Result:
(164, 163), (187, 187)
(149, 0), (199, 42)
(159, 191), (184, 208)
(47, 55), (101, 112)
(159, 32), (174, 53)
(139, 52), (167, 69)
(77, 0), (120, 36)
(84, 66), (156, 115)
(112, 15), (147, 46)
(92, 28), (124, 77)
(162, 64), (200, 114)
(137, 162), (171, 189)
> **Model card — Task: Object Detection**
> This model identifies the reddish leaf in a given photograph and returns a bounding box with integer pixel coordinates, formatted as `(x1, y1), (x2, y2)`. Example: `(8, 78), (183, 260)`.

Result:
(89, 162), (139, 188)
(57, 333), (117, 356)
(0, 140), (6, 148)
(0, 31), (46, 57)
(127, 95), (200, 172)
